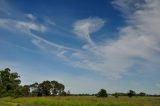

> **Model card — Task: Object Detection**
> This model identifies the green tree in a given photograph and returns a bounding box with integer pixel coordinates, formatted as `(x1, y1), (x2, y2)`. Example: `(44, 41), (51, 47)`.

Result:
(50, 81), (65, 96)
(50, 80), (58, 95)
(30, 80), (65, 96)
(0, 68), (21, 97)
(39, 80), (52, 96)
(30, 82), (42, 96)
(14, 85), (30, 97)
(0, 68), (66, 97)
(57, 83), (65, 95)
(97, 89), (108, 97)
(128, 90), (136, 98)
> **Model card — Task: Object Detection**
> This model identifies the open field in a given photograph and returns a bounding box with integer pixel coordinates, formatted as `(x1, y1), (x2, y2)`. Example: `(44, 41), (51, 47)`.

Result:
(0, 96), (160, 106)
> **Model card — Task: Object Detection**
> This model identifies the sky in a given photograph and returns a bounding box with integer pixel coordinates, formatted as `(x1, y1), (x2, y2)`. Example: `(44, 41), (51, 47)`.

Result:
(0, 0), (160, 94)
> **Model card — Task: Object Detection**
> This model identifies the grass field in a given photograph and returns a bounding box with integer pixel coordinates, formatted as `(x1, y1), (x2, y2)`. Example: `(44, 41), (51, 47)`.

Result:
(0, 96), (160, 106)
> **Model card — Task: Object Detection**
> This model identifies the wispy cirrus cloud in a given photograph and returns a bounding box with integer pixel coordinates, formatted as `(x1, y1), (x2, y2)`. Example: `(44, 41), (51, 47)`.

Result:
(69, 0), (160, 78)
(111, 0), (145, 16)
(73, 17), (105, 45)
(0, 0), (160, 80)
(16, 21), (47, 32)
(0, 14), (78, 62)
(25, 14), (36, 21)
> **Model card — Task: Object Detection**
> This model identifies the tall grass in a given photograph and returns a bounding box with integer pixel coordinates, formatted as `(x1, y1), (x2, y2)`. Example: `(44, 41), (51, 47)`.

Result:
(0, 96), (159, 106)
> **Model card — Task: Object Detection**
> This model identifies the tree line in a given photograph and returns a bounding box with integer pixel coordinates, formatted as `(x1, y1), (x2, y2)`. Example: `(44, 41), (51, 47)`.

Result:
(97, 89), (148, 98)
(0, 68), (66, 97)
(0, 68), (158, 98)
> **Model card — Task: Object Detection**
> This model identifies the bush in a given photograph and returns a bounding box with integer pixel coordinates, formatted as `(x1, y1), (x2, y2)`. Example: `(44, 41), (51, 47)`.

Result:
(128, 90), (136, 98)
(96, 89), (108, 97)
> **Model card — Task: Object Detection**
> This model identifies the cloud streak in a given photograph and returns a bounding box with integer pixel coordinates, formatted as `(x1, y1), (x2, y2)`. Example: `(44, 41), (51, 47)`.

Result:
(0, 20), (77, 59)
(0, 0), (160, 80)
(73, 17), (105, 45)
(68, 0), (160, 78)
(16, 21), (47, 32)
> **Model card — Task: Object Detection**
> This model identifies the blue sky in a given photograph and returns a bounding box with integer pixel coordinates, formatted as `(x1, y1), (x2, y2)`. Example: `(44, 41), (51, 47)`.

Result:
(0, 0), (160, 94)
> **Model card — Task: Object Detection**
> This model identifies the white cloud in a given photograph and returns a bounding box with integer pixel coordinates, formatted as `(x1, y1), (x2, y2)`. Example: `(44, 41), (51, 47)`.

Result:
(0, 18), (47, 34)
(73, 17), (105, 45)
(68, 0), (160, 79)
(16, 21), (47, 32)
(30, 35), (78, 56)
(111, 0), (143, 16)
(0, 0), (160, 80)
(0, 17), (78, 64)
(25, 14), (36, 20)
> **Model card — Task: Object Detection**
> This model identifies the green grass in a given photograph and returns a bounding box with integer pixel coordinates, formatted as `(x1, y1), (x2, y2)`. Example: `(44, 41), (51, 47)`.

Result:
(0, 96), (159, 106)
